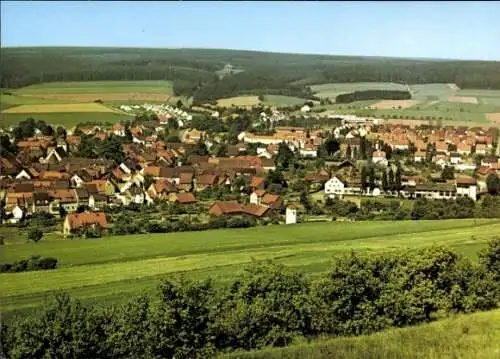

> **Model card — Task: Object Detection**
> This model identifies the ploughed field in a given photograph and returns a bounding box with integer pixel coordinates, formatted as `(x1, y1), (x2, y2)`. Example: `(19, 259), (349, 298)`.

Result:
(1, 219), (499, 316)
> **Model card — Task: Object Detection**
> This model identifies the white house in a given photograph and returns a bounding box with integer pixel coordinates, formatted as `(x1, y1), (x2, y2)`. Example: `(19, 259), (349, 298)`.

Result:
(285, 206), (297, 224)
(9, 205), (25, 224)
(71, 174), (85, 188)
(450, 153), (462, 165)
(456, 178), (477, 201)
(372, 150), (388, 166)
(300, 105), (311, 113)
(16, 169), (32, 180)
(325, 176), (345, 199)
(414, 151), (426, 163)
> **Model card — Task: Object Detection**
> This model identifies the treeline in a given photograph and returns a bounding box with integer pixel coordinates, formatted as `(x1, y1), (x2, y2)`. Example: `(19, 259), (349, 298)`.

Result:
(0, 255), (58, 273)
(3, 47), (500, 101)
(2, 240), (499, 358)
(335, 90), (411, 104)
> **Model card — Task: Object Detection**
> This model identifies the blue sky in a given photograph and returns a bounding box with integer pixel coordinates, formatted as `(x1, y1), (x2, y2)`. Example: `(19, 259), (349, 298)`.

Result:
(2, 1), (499, 60)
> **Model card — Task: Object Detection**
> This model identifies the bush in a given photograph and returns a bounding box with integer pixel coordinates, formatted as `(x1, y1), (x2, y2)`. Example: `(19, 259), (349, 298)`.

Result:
(27, 228), (43, 243)
(0, 255), (58, 273)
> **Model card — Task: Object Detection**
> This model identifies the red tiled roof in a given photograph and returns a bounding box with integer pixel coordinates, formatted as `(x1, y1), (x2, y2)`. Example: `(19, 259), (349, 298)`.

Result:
(173, 192), (198, 204)
(66, 212), (108, 230)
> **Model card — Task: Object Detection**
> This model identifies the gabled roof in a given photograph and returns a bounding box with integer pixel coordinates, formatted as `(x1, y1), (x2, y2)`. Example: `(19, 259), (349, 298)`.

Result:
(66, 212), (108, 229)
(173, 192), (198, 204)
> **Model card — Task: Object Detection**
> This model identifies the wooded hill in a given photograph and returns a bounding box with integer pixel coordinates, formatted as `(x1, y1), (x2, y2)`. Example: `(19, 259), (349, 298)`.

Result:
(2, 47), (500, 103)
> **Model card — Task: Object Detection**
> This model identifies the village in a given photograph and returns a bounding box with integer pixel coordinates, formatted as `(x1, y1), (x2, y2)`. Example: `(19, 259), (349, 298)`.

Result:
(1, 102), (499, 237)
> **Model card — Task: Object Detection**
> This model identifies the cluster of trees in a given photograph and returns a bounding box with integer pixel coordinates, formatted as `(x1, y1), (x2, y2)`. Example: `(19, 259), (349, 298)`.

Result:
(335, 90), (412, 104)
(0, 255), (58, 273)
(74, 134), (126, 163)
(3, 240), (499, 358)
(110, 212), (259, 236)
(411, 197), (476, 220)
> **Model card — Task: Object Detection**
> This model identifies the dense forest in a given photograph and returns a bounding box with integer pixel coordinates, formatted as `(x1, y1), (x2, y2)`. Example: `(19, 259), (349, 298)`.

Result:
(2, 240), (499, 358)
(1, 47), (500, 103)
(335, 90), (412, 103)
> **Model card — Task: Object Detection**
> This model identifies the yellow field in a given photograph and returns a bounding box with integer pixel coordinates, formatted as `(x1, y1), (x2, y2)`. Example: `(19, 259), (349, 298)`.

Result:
(448, 96), (478, 104)
(216, 96), (260, 107)
(2, 103), (119, 113)
(487, 113), (500, 124)
(369, 100), (420, 110)
(20, 93), (180, 103)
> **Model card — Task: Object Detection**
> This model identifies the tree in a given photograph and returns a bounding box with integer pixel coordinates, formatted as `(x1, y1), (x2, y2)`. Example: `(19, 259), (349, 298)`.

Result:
(368, 166), (376, 190)
(143, 175), (155, 191)
(215, 143), (228, 157)
(58, 204), (67, 219)
(324, 137), (340, 155)
(346, 145), (352, 159)
(0, 135), (18, 156)
(28, 228), (43, 243)
(441, 166), (455, 181)
(167, 118), (179, 131)
(361, 166), (369, 191)
(56, 126), (67, 139)
(395, 166), (402, 191)
(192, 137), (209, 156)
(258, 94), (264, 102)
(382, 171), (389, 191)
(275, 142), (295, 170)
(388, 167), (395, 190)
(486, 173), (500, 195)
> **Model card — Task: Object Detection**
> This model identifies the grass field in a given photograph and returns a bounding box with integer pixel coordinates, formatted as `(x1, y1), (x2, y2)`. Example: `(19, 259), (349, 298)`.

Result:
(311, 82), (408, 99)
(3, 103), (121, 113)
(220, 309), (500, 359)
(312, 82), (500, 126)
(216, 95), (260, 107)
(262, 95), (307, 106)
(1, 219), (499, 315)
(14, 81), (174, 95)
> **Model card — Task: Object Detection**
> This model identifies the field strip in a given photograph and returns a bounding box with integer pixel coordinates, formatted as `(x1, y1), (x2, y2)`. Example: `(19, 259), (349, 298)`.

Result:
(2, 103), (120, 113)
(2, 222), (498, 298)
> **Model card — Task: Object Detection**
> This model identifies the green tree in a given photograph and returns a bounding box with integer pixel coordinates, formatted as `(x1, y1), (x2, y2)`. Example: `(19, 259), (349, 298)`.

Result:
(382, 171), (389, 191)
(486, 173), (500, 195)
(27, 228), (43, 243)
(143, 175), (155, 191)
(441, 166), (455, 181)
(56, 126), (67, 139)
(346, 145), (352, 159)
(275, 142), (295, 170)
(395, 166), (402, 191)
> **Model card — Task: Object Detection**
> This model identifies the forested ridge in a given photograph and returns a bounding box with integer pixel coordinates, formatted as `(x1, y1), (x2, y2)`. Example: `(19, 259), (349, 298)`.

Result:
(2, 47), (500, 103)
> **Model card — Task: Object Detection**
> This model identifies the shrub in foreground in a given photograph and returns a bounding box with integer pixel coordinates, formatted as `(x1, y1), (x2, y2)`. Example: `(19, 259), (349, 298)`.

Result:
(2, 240), (500, 358)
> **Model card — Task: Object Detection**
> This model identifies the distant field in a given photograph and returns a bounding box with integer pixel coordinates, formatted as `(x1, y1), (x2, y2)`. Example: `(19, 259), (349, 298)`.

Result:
(3, 103), (120, 113)
(216, 95), (260, 107)
(0, 112), (131, 128)
(1, 219), (498, 315)
(15, 81), (174, 94)
(448, 96), (479, 104)
(311, 82), (408, 99)
(487, 113), (500, 124)
(263, 95), (307, 106)
(221, 309), (500, 359)
(369, 99), (420, 110)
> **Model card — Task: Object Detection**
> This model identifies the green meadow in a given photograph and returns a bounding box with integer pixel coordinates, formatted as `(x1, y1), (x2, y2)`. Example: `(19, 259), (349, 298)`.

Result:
(220, 308), (500, 359)
(1, 219), (499, 315)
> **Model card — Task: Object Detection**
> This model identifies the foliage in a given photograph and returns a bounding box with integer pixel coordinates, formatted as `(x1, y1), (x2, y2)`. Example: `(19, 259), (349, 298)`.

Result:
(335, 90), (411, 103)
(2, 241), (499, 358)
(27, 228), (43, 243)
(0, 255), (58, 273)
(486, 173), (500, 195)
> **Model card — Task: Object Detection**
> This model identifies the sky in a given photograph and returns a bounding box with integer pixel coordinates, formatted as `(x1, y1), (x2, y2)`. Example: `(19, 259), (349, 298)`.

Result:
(1, 1), (500, 61)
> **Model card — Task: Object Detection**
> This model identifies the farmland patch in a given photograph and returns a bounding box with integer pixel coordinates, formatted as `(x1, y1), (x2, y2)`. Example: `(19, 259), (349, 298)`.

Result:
(2, 103), (119, 113)
(216, 95), (260, 107)
(447, 96), (479, 104)
(369, 100), (420, 110)
(487, 113), (500, 124)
